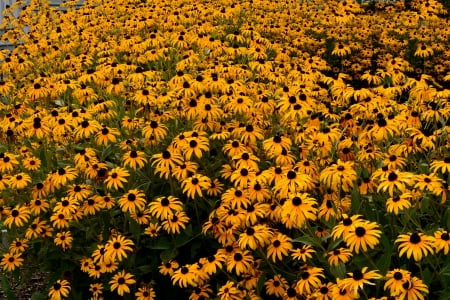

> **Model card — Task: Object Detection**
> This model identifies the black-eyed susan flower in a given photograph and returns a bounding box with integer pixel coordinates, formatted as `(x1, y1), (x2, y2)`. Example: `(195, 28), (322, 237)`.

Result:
(384, 268), (411, 296)
(0, 252), (24, 271)
(295, 266), (325, 296)
(181, 174), (211, 199)
(386, 192), (412, 215)
(159, 260), (179, 277)
(148, 196), (183, 220)
(122, 150), (147, 170)
(266, 232), (292, 262)
(89, 283), (103, 299)
(340, 267), (382, 297)
(281, 193), (317, 229)
(171, 264), (198, 288)
(51, 167), (78, 188)
(291, 244), (316, 262)
(320, 160), (357, 192)
(109, 270), (136, 296)
(48, 279), (71, 300)
(396, 232), (435, 261)
(161, 211), (190, 234)
(135, 285), (156, 300)
(118, 189), (146, 214)
(104, 167), (129, 190)
(237, 224), (272, 250)
(8, 172), (32, 189)
(226, 249), (253, 276)
(434, 230), (450, 254)
(9, 238), (28, 254)
(344, 220), (382, 253)
(430, 157), (450, 174)
(328, 247), (352, 266)
(54, 231), (73, 250)
(265, 274), (288, 298)
(29, 198), (50, 215)
(217, 281), (242, 300)
(4, 205), (30, 228)
(398, 277), (428, 300)
(377, 171), (412, 196)
(105, 235), (134, 262)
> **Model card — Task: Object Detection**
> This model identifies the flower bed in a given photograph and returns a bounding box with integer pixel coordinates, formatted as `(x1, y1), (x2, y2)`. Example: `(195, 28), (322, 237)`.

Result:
(1, 0), (450, 299)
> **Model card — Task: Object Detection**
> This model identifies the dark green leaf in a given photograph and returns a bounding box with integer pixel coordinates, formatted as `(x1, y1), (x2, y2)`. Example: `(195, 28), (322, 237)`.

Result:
(329, 262), (346, 279)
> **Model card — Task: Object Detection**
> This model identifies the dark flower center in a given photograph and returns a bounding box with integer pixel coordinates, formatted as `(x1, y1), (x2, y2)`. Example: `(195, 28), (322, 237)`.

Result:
(352, 270), (363, 280)
(113, 242), (121, 249)
(355, 227), (366, 237)
(393, 272), (403, 280)
(118, 277), (126, 284)
(388, 172), (398, 181)
(161, 198), (170, 206)
(409, 233), (421, 244)
(233, 253), (243, 261)
(441, 232), (449, 241)
(292, 196), (302, 206)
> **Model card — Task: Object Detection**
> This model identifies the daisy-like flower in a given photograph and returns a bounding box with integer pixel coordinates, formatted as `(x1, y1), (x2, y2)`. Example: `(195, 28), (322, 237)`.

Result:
(396, 232), (435, 261)
(237, 224), (272, 250)
(1, 252), (24, 271)
(122, 150), (147, 169)
(171, 264), (198, 288)
(3, 205), (30, 228)
(51, 167), (78, 188)
(386, 192), (412, 215)
(105, 235), (134, 262)
(109, 270), (136, 296)
(377, 171), (413, 196)
(265, 274), (288, 298)
(181, 174), (211, 199)
(217, 281), (242, 300)
(54, 231), (73, 251)
(340, 267), (382, 297)
(8, 172), (32, 189)
(118, 189), (147, 214)
(89, 283), (103, 299)
(344, 220), (382, 253)
(281, 193), (318, 229)
(135, 285), (156, 300)
(161, 211), (190, 234)
(104, 167), (130, 190)
(267, 232), (292, 262)
(48, 280), (71, 300)
(148, 196), (183, 220)
(159, 260), (179, 277)
(327, 248), (352, 266)
(291, 244), (316, 262)
(384, 268), (411, 296)
(295, 266), (325, 295)
(434, 230), (450, 254)
(398, 277), (428, 300)
(9, 238), (28, 254)
(320, 160), (357, 192)
(430, 157), (450, 174)
(226, 249), (254, 276)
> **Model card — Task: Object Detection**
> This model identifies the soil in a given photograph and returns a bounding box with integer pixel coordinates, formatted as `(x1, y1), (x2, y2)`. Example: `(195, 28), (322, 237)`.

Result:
(0, 272), (48, 300)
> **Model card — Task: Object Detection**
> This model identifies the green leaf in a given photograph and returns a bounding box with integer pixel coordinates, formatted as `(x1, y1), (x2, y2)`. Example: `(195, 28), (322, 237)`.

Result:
(160, 248), (178, 262)
(256, 273), (266, 295)
(422, 267), (432, 286)
(351, 187), (361, 214)
(31, 292), (46, 300)
(329, 262), (346, 279)
(1, 275), (15, 300)
(292, 236), (315, 246)
(149, 238), (172, 250)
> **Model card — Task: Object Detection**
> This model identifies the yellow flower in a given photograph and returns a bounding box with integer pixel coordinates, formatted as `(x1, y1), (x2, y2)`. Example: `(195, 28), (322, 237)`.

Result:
(109, 270), (136, 296)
